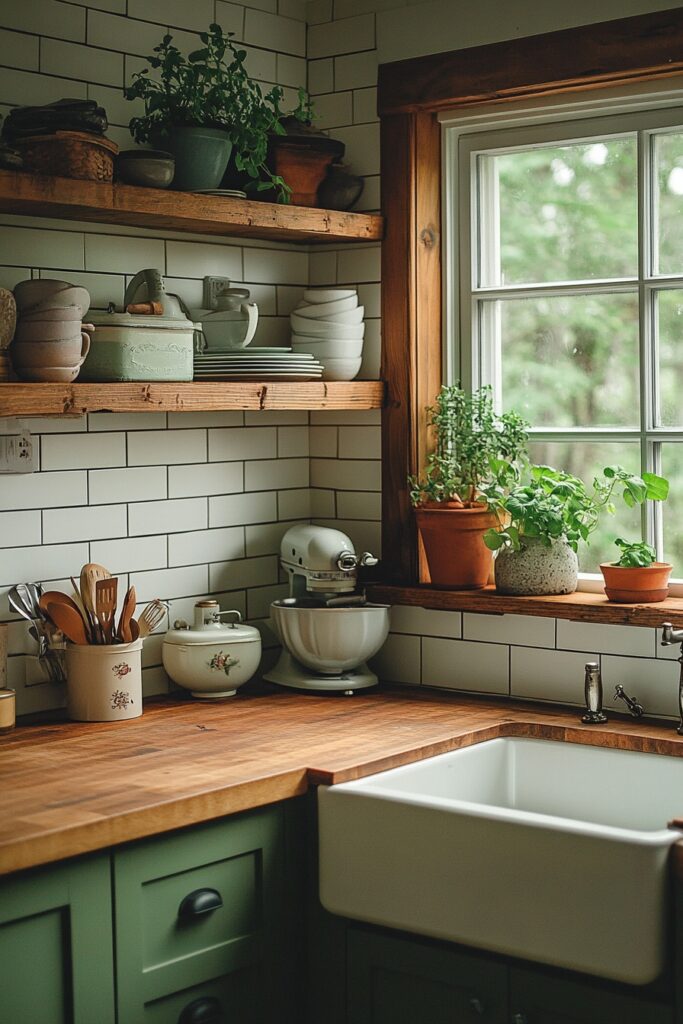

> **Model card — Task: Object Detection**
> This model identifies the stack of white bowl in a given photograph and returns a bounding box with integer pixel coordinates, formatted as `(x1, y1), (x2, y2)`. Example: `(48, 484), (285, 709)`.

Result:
(290, 288), (364, 381)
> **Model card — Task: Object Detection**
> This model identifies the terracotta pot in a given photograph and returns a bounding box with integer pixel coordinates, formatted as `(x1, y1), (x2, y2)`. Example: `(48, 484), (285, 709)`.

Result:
(271, 142), (337, 205)
(415, 503), (498, 589)
(600, 561), (673, 603)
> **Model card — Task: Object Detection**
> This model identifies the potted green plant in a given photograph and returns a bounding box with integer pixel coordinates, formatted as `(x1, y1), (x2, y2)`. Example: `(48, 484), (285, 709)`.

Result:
(600, 537), (673, 603)
(484, 465), (669, 596)
(125, 24), (310, 196)
(408, 384), (529, 589)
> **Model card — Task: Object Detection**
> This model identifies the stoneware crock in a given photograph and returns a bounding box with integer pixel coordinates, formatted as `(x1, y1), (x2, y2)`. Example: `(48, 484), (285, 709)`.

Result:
(66, 638), (143, 722)
(495, 537), (579, 596)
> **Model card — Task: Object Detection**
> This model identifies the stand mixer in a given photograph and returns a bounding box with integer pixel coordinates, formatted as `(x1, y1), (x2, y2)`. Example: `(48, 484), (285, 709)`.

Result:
(265, 525), (390, 695)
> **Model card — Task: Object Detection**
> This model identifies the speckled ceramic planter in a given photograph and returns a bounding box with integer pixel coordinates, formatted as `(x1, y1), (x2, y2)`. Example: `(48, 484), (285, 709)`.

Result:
(494, 537), (578, 596)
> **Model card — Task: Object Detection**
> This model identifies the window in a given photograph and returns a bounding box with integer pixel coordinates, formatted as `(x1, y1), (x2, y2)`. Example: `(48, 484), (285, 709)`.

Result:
(445, 92), (683, 576)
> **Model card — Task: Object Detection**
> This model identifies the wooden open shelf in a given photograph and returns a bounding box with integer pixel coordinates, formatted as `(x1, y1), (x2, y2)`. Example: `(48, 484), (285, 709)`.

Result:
(369, 583), (683, 628)
(0, 380), (384, 416)
(0, 170), (384, 244)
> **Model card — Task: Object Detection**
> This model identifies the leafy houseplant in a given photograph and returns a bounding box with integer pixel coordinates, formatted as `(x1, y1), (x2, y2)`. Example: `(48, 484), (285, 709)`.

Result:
(409, 385), (529, 589)
(484, 465), (669, 596)
(600, 537), (673, 604)
(125, 24), (311, 196)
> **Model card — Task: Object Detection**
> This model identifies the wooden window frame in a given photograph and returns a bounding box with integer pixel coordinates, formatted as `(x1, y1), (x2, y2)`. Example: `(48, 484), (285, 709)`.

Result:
(378, 6), (683, 587)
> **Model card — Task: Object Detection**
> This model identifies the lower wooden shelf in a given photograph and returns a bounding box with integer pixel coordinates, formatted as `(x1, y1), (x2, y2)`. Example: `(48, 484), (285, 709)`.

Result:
(369, 583), (683, 627)
(0, 380), (384, 416)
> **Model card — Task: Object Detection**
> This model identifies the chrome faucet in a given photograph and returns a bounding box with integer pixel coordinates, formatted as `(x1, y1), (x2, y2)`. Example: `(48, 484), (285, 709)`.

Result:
(614, 684), (644, 718)
(660, 623), (683, 734)
(582, 662), (607, 724)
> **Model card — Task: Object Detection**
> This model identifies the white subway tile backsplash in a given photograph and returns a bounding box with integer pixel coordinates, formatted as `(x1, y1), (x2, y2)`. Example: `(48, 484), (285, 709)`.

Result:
(87, 10), (162, 56)
(602, 655), (679, 718)
(246, 521), (289, 556)
(310, 457), (379, 491)
(308, 56), (334, 94)
(89, 466), (167, 504)
(310, 488), (335, 517)
(246, 457), (308, 490)
(277, 488), (311, 519)
(88, 412), (167, 432)
(511, 646), (597, 705)
(371, 633), (420, 685)
(308, 12), (374, 59)
(310, 426), (337, 457)
(247, 582), (289, 620)
(244, 8), (305, 55)
(0, 471), (88, 511)
(556, 619), (655, 658)
(129, 497), (207, 536)
(0, 509), (41, 547)
(130, 564), (209, 603)
(337, 244), (381, 284)
(128, 429), (207, 466)
(41, 38), (124, 87)
(209, 426), (276, 462)
(169, 526), (244, 568)
(278, 426), (309, 457)
(167, 412), (244, 429)
(422, 637), (509, 694)
(244, 410), (308, 426)
(85, 233), (165, 273)
(336, 490), (380, 520)
(313, 90), (353, 129)
(0, 0), (85, 42)
(209, 554), (278, 592)
(0, 28), (38, 71)
(210, 491), (277, 528)
(166, 241), (242, 280)
(168, 461), (243, 498)
(0, 542), (89, 586)
(90, 535), (167, 574)
(215, 1), (245, 36)
(128, 0), (214, 31)
(338, 425), (380, 459)
(0, 225), (84, 270)
(41, 432), (126, 471)
(334, 49), (378, 91)
(463, 612), (555, 649)
(243, 247), (308, 285)
(390, 605), (462, 639)
(43, 503), (127, 543)
(353, 86), (378, 123)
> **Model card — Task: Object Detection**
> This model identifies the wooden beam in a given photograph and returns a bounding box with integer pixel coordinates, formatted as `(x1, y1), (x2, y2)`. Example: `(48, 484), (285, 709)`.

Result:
(0, 170), (384, 244)
(0, 381), (385, 417)
(369, 583), (683, 628)
(378, 6), (683, 115)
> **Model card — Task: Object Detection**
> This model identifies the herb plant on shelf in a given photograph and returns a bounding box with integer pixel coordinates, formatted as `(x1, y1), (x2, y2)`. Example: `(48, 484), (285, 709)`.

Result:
(483, 464), (669, 597)
(409, 384), (529, 589)
(600, 537), (673, 604)
(125, 23), (312, 197)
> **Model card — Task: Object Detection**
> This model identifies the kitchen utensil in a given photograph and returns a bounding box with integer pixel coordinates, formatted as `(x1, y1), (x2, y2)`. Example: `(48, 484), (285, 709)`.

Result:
(128, 618), (140, 642)
(117, 586), (136, 643)
(80, 563), (111, 639)
(163, 602), (261, 699)
(70, 576), (92, 641)
(39, 592), (90, 644)
(95, 577), (118, 645)
(46, 601), (89, 645)
(138, 600), (166, 638)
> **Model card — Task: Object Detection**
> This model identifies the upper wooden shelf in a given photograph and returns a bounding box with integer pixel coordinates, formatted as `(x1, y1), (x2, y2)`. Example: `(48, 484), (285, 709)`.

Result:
(0, 170), (384, 244)
(0, 380), (384, 416)
(369, 583), (683, 628)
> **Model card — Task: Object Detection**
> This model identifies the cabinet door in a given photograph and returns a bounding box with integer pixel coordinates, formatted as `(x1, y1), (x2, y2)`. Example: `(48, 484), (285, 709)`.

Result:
(0, 855), (115, 1024)
(509, 966), (674, 1024)
(114, 804), (290, 1022)
(347, 926), (507, 1024)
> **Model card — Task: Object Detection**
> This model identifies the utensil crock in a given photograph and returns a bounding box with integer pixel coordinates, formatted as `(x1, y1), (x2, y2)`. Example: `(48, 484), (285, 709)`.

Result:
(66, 638), (143, 722)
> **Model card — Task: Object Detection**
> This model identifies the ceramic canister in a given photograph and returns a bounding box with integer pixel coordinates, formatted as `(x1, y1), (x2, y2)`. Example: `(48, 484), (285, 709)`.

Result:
(65, 639), (143, 722)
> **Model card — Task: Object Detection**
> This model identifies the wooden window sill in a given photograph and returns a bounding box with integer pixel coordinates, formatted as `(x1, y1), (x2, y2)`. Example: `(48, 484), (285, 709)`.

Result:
(367, 583), (683, 628)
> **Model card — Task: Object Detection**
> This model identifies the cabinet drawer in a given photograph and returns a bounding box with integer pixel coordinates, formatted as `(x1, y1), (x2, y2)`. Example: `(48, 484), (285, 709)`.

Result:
(143, 968), (261, 1024)
(114, 805), (286, 1019)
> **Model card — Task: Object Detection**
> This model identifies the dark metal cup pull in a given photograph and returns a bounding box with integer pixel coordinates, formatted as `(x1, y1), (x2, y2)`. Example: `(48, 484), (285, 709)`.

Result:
(178, 996), (223, 1024)
(177, 887), (223, 920)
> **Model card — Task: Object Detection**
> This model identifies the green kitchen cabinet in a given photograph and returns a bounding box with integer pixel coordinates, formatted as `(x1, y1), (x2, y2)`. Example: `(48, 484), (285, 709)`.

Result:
(113, 803), (297, 1023)
(508, 965), (674, 1024)
(346, 926), (508, 1024)
(0, 854), (115, 1024)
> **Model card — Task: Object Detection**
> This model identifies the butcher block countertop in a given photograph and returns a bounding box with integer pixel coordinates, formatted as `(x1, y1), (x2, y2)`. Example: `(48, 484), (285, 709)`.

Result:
(3, 684), (683, 877)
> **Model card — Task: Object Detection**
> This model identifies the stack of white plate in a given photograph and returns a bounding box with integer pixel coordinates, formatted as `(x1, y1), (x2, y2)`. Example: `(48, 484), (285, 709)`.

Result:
(193, 347), (324, 381)
(290, 288), (364, 381)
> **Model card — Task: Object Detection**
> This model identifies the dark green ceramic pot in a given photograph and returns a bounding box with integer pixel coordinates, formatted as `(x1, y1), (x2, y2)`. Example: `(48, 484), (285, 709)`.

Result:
(157, 127), (233, 191)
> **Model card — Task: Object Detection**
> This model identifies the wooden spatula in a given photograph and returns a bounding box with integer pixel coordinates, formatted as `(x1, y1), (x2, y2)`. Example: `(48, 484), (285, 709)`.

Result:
(117, 585), (136, 643)
(95, 577), (118, 645)
(46, 602), (89, 645)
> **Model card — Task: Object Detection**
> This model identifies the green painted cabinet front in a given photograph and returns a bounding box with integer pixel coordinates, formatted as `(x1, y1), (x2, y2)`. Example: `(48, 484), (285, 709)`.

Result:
(113, 803), (295, 1023)
(347, 927), (508, 1024)
(0, 855), (115, 1024)
(509, 966), (674, 1024)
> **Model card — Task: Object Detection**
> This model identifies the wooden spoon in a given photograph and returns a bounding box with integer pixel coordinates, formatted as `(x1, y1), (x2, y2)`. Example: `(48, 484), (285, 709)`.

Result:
(80, 563), (111, 640)
(117, 585), (136, 643)
(39, 590), (88, 633)
(46, 601), (89, 645)
(95, 577), (118, 645)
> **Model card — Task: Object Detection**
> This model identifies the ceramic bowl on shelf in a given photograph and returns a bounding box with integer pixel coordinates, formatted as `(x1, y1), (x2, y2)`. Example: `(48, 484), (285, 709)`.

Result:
(13, 280), (90, 317)
(321, 356), (363, 381)
(290, 312), (364, 338)
(315, 306), (364, 325)
(303, 288), (357, 304)
(117, 149), (175, 188)
(292, 336), (364, 358)
(294, 295), (358, 318)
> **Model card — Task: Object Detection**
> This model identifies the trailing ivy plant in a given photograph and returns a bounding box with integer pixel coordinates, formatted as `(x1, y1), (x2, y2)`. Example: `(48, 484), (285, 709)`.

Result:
(408, 384), (529, 508)
(612, 537), (658, 568)
(483, 464), (669, 553)
(125, 23), (313, 202)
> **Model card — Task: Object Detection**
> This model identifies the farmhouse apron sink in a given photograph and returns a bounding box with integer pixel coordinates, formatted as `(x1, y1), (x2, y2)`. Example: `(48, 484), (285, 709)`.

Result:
(318, 737), (683, 984)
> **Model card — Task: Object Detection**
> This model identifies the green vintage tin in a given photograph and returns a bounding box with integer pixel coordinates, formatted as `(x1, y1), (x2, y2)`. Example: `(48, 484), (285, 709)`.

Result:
(80, 313), (195, 382)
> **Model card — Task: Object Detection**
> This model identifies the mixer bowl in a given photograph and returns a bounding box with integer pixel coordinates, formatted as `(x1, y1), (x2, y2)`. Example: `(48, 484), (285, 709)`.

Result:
(270, 600), (390, 674)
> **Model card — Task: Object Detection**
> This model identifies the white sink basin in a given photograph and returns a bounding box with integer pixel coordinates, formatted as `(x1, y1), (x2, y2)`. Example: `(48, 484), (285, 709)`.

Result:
(318, 737), (683, 984)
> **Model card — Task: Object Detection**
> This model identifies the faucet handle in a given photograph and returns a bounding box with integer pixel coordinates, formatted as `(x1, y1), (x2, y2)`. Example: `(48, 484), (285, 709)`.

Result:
(661, 622), (683, 646)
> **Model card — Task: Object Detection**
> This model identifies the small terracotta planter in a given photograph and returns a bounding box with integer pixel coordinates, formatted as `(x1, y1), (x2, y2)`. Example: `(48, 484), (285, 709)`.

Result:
(415, 503), (498, 589)
(600, 561), (673, 603)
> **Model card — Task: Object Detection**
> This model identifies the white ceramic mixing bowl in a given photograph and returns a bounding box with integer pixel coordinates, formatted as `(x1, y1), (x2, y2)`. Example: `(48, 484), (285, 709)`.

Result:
(270, 601), (390, 674)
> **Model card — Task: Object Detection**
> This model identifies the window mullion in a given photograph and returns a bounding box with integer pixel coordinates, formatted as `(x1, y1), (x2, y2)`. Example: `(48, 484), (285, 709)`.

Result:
(639, 127), (657, 549)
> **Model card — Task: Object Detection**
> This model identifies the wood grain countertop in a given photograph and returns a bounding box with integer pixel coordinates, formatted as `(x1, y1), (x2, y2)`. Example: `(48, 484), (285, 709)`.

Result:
(3, 684), (683, 877)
